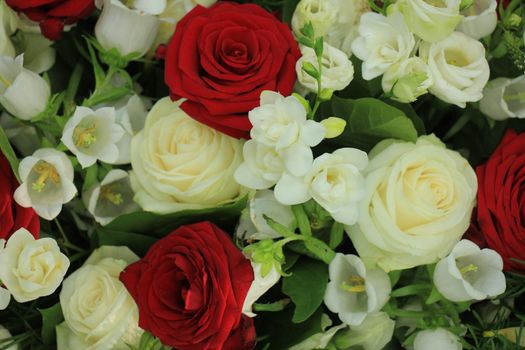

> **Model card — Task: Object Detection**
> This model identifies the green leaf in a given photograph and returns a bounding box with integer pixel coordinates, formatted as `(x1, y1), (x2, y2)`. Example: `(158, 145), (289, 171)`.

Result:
(93, 228), (158, 256)
(281, 0), (301, 24)
(135, 332), (170, 350)
(0, 125), (19, 181)
(282, 258), (328, 323)
(82, 164), (98, 193)
(39, 303), (63, 346)
(292, 204), (312, 237)
(326, 96), (418, 151)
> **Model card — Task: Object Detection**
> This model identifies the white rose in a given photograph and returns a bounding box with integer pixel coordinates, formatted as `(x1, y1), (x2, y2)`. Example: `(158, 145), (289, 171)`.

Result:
(333, 312), (395, 350)
(0, 325), (18, 350)
(57, 246), (142, 350)
(420, 31), (489, 108)
(351, 12), (415, 80)
(274, 148), (368, 226)
(0, 55), (51, 121)
(131, 97), (245, 214)
(347, 135), (478, 271)
(479, 76), (525, 120)
(382, 57), (433, 103)
(456, 0), (497, 40)
(413, 329), (462, 350)
(14, 148), (77, 220)
(0, 228), (69, 303)
(242, 262), (281, 317)
(61, 106), (125, 168)
(296, 43), (354, 93)
(389, 0), (463, 42)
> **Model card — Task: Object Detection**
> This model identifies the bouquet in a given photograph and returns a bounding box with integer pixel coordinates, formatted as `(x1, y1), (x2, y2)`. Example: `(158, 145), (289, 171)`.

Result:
(0, 0), (524, 349)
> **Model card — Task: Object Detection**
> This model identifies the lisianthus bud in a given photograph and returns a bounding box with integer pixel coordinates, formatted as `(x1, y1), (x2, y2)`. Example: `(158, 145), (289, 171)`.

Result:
(0, 55), (51, 120)
(382, 57), (433, 103)
(292, 0), (338, 39)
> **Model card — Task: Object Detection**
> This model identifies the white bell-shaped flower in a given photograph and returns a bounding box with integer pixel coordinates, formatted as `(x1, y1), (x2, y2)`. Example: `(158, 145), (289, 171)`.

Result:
(14, 148), (76, 221)
(434, 239), (506, 302)
(413, 328), (462, 350)
(480, 76), (525, 120)
(242, 262), (281, 317)
(334, 312), (395, 350)
(456, 0), (498, 40)
(62, 106), (125, 168)
(0, 55), (50, 120)
(324, 253), (391, 326)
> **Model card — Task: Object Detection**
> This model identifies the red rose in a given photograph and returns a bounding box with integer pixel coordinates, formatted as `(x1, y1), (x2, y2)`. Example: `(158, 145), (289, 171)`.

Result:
(0, 153), (39, 240)
(120, 222), (256, 350)
(5, 0), (95, 40)
(165, 2), (301, 139)
(476, 130), (525, 272)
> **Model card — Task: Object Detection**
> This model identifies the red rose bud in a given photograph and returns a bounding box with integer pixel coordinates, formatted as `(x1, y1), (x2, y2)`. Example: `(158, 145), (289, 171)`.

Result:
(5, 0), (95, 41)
(476, 129), (525, 273)
(120, 222), (256, 350)
(0, 153), (39, 241)
(164, 2), (301, 139)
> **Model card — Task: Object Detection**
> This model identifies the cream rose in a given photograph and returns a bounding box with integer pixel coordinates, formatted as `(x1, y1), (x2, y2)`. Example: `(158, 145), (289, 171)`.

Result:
(130, 97), (245, 214)
(347, 135), (477, 271)
(57, 246), (142, 350)
(0, 228), (69, 303)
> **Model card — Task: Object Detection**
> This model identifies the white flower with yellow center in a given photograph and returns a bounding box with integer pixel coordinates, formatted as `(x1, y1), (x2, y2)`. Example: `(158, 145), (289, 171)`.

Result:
(324, 253), (391, 326)
(0, 228), (69, 303)
(434, 239), (506, 302)
(62, 106), (125, 168)
(14, 148), (76, 220)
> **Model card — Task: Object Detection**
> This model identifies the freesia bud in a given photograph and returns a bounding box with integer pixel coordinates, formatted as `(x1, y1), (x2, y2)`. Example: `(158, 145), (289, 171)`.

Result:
(321, 117), (346, 138)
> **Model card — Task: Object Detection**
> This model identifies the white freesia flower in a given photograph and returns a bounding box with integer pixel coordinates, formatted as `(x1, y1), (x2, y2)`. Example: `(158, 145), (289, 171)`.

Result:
(62, 106), (125, 168)
(480, 76), (525, 120)
(84, 170), (139, 226)
(14, 148), (76, 220)
(131, 97), (244, 214)
(382, 57), (433, 103)
(249, 91), (325, 177)
(235, 190), (295, 241)
(95, 0), (160, 58)
(0, 55), (51, 120)
(413, 328), (462, 350)
(389, 0), (463, 42)
(0, 325), (17, 350)
(347, 135), (478, 271)
(456, 0), (497, 40)
(274, 148), (368, 226)
(290, 314), (346, 350)
(333, 312), (395, 350)
(351, 12), (415, 80)
(57, 246), (142, 350)
(242, 262), (281, 317)
(296, 43), (354, 93)
(434, 239), (506, 302)
(234, 140), (285, 190)
(15, 32), (56, 73)
(420, 31), (490, 108)
(324, 253), (391, 326)
(0, 228), (69, 303)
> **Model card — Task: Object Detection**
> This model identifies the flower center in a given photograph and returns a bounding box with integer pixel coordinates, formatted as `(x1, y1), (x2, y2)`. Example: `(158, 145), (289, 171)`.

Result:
(0, 74), (12, 88)
(31, 161), (60, 192)
(100, 185), (123, 206)
(340, 275), (366, 293)
(445, 49), (470, 67)
(460, 263), (478, 276)
(73, 122), (97, 148)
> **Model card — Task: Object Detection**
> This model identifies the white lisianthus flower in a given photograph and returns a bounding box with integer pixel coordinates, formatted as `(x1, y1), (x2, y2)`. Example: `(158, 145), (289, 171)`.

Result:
(347, 135), (477, 272)
(234, 140), (285, 190)
(0, 228), (69, 303)
(324, 253), (391, 326)
(434, 239), (506, 302)
(57, 246), (142, 350)
(480, 76), (525, 120)
(235, 190), (295, 241)
(351, 12), (415, 80)
(275, 148), (368, 226)
(290, 314), (346, 350)
(292, 0), (338, 39)
(249, 91), (325, 177)
(95, 0), (160, 58)
(333, 312), (395, 350)
(14, 148), (77, 220)
(420, 31), (490, 108)
(413, 329), (462, 350)
(0, 55), (51, 121)
(15, 32), (56, 74)
(382, 57), (433, 103)
(388, 0), (463, 42)
(242, 262), (281, 317)
(456, 0), (497, 40)
(0, 325), (17, 350)
(296, 43), (354, 93)
(61, 106), (125, 168)
(83, 170), (139, 226)
(131, 97), (245, 214)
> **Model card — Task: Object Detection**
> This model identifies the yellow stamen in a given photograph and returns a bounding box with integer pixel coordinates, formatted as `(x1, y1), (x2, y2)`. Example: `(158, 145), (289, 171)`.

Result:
(31, 162), (60, 192)
(341, 275), (366, 293)
(0, 75), (11, 88)
(100, 185), (123, 205)
(73, 123), (97, 148)
(460, 263), (478, 276)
